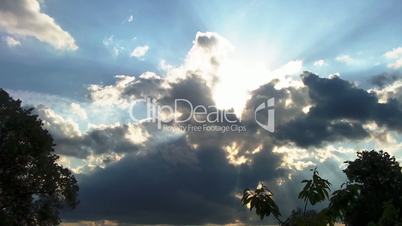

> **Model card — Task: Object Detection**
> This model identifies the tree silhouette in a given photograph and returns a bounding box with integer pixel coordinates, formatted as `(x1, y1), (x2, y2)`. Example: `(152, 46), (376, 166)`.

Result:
(0, 89), (79, 225)
(241, 169), (333, 225)
(242, 151), (402, 225)
(298, 167), (331, 215)
(368, 201), (402, 226)
(282, 168), (333, 226)
(241, 182), (282, 223)
(329, 150), (402, 225)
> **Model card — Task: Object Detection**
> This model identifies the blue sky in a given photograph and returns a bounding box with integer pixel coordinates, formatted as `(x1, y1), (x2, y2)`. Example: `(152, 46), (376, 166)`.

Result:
(2, 0), (402, 225)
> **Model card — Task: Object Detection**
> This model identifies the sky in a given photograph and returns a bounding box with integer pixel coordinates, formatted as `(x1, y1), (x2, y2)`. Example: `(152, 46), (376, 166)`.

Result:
(1, 0), (402, 225)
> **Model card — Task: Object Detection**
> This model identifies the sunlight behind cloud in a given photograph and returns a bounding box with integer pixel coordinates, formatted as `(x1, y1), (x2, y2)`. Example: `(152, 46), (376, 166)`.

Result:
(213, 54), (303, 117)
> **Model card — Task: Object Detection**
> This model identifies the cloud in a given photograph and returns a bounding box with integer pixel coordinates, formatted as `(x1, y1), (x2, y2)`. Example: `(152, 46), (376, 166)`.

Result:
(130, 45), (149, 58)
(34, 105), (82, 139)
(384, 47), (402, 69)
(63, 137), (286, 225)
(180, 31), (233, 87)
(369, 72), (401, 88)
(388, 58), (402, 69)
(335, 54), (355, 64)
(121, 72), (165, 100)
(384, 47), (402, 59)
(273, 144), (356, 171)
(273, 72), (402, 147)
(313, 59), (326, 67)
(87, 75), (134, 106)
(87, 73), (166, 106)
(70, 103), (88, 120)
(0, 0), (78, 50)
(91, 32), (235, 106)
(54, 122), (149, 159)
(27, 100), (148, 159)
(3, 36), (21, 47)
(370, 78), (402, 104)
(127, 15), (133, 23)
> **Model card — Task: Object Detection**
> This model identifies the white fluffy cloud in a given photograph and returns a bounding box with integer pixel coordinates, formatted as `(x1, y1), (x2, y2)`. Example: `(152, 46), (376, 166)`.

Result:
(313, 59), (326, 67)
(87, 75), (135, 106)
(273, 144), (356, 171)
(388, 59), (402, 70)
(384, 47), (402, 59)
(130, 45), (149, 58)
(385, 47), (402, 69)
(162, 31), (233, 88)
(335, 54), (355, 64)
(70, 103), (88, 120)
(35, 105), (81, 139)
(3, 36), (21, 47)
(0, 0), (78, 50)
(371, 79), (402, 103)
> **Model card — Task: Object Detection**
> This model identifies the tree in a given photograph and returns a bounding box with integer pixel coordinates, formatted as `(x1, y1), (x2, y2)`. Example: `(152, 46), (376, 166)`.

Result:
(282, 168), (333, 226)
(328, 183), (360, 222)
(241, 168), (333, 226)
(0, 89), (79, 225)
(298, 167), (331, 215)
(329, 150), (402, 225)
(373, 201), (402, 226)
(241, 182), (282, 223)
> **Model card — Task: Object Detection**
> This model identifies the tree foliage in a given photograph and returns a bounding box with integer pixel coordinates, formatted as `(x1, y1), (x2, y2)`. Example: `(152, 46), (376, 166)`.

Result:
(370, 201), (402, 226)
(241, 183), (281, 222)
(329, 150), (402, 225)
(0, 89), (79, 225)
(242, 150), (402, 226)
(328, 182), (360, 221)
(298, 167), (331, 215)
(242, 168), (333, 225)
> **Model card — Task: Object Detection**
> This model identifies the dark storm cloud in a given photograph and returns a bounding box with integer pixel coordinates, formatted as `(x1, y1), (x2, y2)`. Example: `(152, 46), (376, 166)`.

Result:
(63, 137), (286, 225)
(370, 72), (401, 88)
(121, 73), (167, 100)
(32, 103), (148, 159)
(277, 118), (369, 147)
(157, 74), (270, 161)
(55, 124), (144, 158)
(303, 72), (402, 131)
(271, 72), (402, 147)
(242, 79), (310, 129)
(161, 73), (215, 107)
